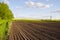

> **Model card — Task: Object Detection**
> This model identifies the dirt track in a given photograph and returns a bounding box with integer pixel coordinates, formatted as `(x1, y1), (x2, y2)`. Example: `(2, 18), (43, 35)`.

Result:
(9, 21), (60, 40)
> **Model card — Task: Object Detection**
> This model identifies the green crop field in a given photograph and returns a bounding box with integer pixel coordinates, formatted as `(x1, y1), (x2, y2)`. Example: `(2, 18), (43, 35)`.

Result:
(13, 19), (60, 22)
(9, 19), (60, 40)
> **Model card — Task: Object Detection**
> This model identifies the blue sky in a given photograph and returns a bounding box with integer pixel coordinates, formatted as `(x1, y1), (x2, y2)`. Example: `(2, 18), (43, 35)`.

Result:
(0, 0), (60, 19)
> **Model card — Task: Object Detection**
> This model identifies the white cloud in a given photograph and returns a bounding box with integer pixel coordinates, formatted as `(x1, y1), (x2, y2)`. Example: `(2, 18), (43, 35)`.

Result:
(36, 4), (51, 9)
(25, 1), (35, 7)
(36, 2), (53, 9)
(25, 1), (52, 9)
(44, 4), (50, 8)
(3, 0), (9, 5)
(36, 2), (44, 8)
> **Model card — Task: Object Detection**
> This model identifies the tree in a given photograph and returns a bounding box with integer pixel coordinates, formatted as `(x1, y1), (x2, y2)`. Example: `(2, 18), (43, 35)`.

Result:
(0, 2), (14, 20)
(0, 2), (14, 40)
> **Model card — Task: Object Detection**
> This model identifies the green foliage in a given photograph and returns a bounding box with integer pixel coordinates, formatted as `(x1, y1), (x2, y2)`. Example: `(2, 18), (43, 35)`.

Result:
(0, 2), (14, 20)
(0, 20), (7, 40)
(0, 2), (14, 40)
(0, 20), (11, 40)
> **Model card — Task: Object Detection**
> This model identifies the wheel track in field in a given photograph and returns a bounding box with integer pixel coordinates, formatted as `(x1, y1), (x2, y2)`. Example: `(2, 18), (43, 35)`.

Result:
(9, 21), (60, 40)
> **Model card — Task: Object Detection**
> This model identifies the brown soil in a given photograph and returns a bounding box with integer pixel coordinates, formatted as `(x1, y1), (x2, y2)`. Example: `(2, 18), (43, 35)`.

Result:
(8, 21), (60, 40)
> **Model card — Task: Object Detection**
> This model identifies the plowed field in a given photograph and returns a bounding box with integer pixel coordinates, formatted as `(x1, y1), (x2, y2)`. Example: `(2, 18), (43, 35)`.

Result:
(8, 21), (60, 40)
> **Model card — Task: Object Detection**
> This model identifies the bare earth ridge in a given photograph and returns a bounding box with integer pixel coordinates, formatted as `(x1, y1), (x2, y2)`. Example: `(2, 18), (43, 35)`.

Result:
(9, 21), (60, 40)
